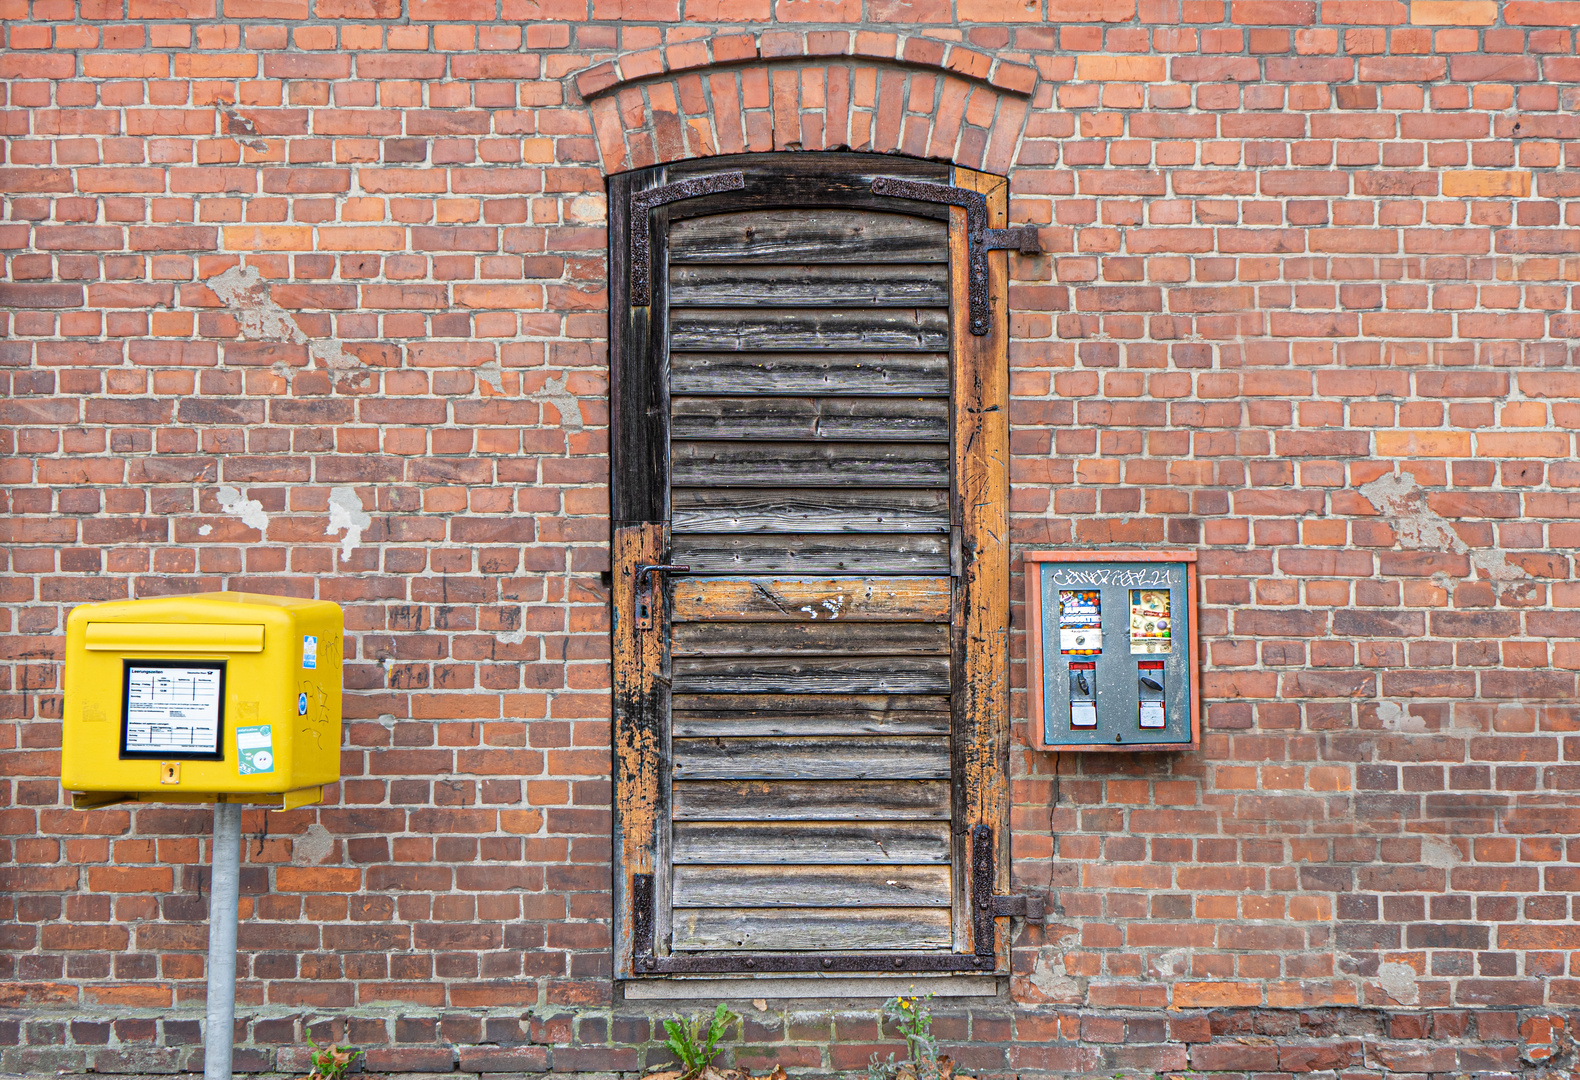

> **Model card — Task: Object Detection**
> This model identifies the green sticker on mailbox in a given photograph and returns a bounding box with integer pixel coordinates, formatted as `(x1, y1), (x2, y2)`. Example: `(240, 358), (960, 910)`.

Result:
(236, 724), (275, 775)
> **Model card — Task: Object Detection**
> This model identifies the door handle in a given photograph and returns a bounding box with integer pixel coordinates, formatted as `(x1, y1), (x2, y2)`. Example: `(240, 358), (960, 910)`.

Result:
(634, 563), (688, 630)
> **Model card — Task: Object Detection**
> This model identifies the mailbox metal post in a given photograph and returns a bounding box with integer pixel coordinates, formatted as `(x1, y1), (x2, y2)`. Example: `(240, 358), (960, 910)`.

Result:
(204, 802), (243, 1080)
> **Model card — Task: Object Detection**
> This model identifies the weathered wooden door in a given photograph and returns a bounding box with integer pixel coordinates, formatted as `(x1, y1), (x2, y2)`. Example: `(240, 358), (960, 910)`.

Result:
(611, 154), (1014, 978)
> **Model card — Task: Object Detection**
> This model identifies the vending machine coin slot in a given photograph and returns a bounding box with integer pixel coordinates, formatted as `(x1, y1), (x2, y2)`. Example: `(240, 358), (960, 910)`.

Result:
(1069, 662), (1097, 729)
(1138, 661), (1165, 729)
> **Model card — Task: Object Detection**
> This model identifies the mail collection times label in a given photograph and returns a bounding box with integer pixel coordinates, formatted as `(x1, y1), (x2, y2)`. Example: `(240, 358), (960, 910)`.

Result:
(124, 664), (223, 755)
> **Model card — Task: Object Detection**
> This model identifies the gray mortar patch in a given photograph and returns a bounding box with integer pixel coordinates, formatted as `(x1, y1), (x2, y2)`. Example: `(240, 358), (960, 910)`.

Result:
(529, 374), (584, 432)
(1359, 471), (1530, 595)
(206, 264), (359, 381)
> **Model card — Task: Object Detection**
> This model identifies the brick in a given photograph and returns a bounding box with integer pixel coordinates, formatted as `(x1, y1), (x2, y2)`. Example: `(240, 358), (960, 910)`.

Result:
(1441, 170), (1533, 198)
(1075, 55), (1167, 82)
(1410, 0), (1497, 21)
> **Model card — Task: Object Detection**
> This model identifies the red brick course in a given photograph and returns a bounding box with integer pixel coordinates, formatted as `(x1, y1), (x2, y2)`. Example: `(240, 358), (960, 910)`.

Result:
(4, 0), (1580, 1075)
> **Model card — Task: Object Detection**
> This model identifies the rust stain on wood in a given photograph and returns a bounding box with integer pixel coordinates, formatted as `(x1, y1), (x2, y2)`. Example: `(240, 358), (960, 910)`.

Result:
(612, 522), (665, 975)
(949, 165), (1011, 966)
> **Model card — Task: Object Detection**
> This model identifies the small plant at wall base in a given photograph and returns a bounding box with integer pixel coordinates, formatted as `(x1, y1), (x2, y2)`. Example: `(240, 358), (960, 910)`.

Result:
(869, 994), (959, 1080)
(659, 1003), (740, 1080)
(305, 1036), (363, 1080)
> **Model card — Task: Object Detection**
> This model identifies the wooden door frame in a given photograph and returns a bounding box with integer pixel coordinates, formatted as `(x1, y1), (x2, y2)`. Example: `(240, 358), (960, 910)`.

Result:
(610, 152), (1011, 979)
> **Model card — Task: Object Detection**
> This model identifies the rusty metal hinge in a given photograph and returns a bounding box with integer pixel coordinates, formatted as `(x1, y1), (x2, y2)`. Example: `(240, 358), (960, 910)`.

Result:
(629, 172), (745, 306)
(869, 177), (1042, 336)
(631, 872), (656, 969)
(971, 824), (1045, 960)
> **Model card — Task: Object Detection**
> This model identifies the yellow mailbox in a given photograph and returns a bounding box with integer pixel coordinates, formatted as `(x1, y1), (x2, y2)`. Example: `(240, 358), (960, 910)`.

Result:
(62, 592), (343, 810)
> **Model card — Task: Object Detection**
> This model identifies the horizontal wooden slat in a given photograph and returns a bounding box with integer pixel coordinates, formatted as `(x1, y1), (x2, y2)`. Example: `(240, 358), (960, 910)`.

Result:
(670, 352), (948, 397)
(673, 906), (953, 951)
(669, 210), (948, 264)
(669, 263), (949, 307)
(672, 821), (951, 865)
(672, 534), (949, 575)
(671, 396), (949, 442)
(672, 621), (949, 657)
(673, 779), (952, 821)
(672, 488), (950, 535)
(673, 735), (951, 780)
(673, 657), (950, 694)
(672, 441), (949, 487)
(674, 696), (950, 737)
(670, 308), (949, 352)
(671, 577), (950, 623)
(672, 865), (952, 908)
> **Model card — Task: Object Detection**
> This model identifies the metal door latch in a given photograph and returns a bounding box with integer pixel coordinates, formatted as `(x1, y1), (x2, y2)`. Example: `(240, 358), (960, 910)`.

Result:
(634, 563), (688, 630)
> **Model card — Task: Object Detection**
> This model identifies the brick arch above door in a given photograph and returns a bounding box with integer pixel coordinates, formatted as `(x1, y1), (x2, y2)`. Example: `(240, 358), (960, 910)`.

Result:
(573, 32), (1041, 175)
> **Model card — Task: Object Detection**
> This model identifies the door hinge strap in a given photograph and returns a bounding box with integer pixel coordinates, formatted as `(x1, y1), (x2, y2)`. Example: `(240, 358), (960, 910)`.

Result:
(631, 872), (656, 965)
(629, 172), (746, 306)
(970, 824), (1044, 959)
(870, 177), (1042, 337)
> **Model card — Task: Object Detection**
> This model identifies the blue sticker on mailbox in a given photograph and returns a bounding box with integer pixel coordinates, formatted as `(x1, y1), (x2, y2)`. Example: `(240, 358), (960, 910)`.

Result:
(297, 692), (308, 716)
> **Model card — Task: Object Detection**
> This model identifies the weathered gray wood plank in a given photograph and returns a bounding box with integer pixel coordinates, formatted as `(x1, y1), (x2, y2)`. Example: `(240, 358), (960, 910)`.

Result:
(673, 735), (951, 780)
(669, 263), (949, 307)
(671, 396), (949, 442)
(671, 441), (949, 487)
(672, 906), (953, 952)
(671, 621), (950, 657)
(669, 210), (948, 264)
(670, 352), (948, 397)
(671, 533), (949, 575)
(672, 780), (952, 821)
(671, 488), (950, 535)
(672, 864), (953, 907)
(671, 577), (951, 622)
(670, 308), (949, 352)
(673, 657), (951, 695)
(671, 821), (952, 865)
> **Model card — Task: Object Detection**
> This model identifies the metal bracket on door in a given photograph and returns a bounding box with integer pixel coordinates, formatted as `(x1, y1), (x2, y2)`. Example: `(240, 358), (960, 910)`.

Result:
(628, 172), (746, 306)
(870, 177), (1042, 336)
(971, 824), (1045, 959)
(634, 563), (689, 630)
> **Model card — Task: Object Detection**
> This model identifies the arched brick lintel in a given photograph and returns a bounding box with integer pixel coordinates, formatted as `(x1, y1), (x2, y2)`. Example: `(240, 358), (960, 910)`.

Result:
(575, 33), (1039, 176)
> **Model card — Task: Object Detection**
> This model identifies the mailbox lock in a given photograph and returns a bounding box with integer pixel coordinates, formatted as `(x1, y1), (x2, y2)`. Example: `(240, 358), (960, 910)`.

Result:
(160, 762), (181, 785)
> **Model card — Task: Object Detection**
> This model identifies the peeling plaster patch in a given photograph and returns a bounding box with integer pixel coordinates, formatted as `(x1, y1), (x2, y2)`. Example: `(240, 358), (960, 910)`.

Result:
(216, 485), (270, 533)
(218, 104), (268, 152)
(206, 265), (357, 378)
(291, 822), (334, 866)
(1377, 701), (1427, 733)
(198, 524), (213, 536)
(1028, 937), (1081, 1002)
(498, 607), (530, 646)
(1150, 947), (1190, 980)
(1375, 960), (1420, 1006)
(326, 487), (371, 559)
(1359, 472), (1530, 592)
(1420, 836), (1462, 869)
(568, 194), (607, 224)
(529, 374), (584, 432)
(476, 360), (505, 395)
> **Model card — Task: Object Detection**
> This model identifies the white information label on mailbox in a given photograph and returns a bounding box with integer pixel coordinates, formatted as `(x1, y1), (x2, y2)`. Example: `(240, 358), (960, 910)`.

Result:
(125, 665), (222, 754)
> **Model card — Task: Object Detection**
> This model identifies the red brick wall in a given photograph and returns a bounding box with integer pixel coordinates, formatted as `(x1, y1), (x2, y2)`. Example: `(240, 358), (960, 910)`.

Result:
(4, 0), (1580, 1074)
